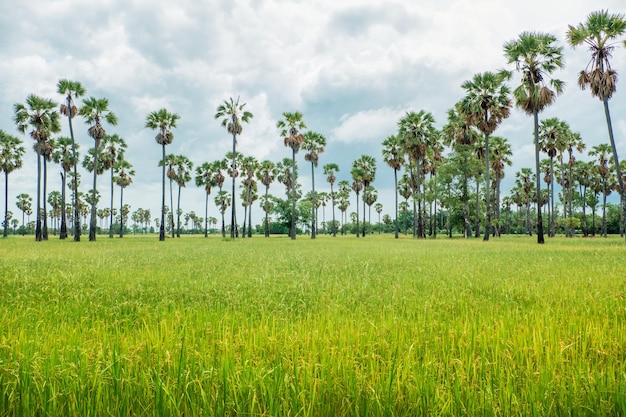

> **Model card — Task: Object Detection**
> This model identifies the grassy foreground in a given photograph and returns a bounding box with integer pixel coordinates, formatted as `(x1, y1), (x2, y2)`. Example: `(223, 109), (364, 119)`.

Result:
(0, 234), (625, 416)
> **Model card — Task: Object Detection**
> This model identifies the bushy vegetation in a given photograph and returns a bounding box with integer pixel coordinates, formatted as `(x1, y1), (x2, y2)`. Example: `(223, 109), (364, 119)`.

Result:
(1, 235), (625, 415)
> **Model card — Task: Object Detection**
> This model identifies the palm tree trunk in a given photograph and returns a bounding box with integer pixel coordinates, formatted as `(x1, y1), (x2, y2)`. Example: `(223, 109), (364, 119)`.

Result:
(533, 110), (545, 243)
(355, 191), (360, 238)
(176, 185), (182, 238)
(159, 144), (166, 241)
(204, 193), (209, 238)
(602, 188), (607, 237)
(264, 185), (270, 237)
(3, 173), (8, 238)
(248, 197), (252, 238)
(330, 183), (336, 237)
(169, 177), (175, 238)
(602, 97), (625, 239)
(119, 186), (125, 238)
(290, 149), (297, 240)
(89, 140), (99, 241)
(42, 157), (49, 240)
(474, 179), (480, 238)
(483, 132), (491, 241)
(230, 127), (237, 239)
(67, 111), (80, 242)
(59, 171), (67, 239)
(109, 168), (114, 238)
(362, 196), (366, 237)
(549, 157), (555, 237)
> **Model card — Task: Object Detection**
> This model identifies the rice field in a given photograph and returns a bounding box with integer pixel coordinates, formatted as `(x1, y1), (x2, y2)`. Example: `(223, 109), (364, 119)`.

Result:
(0, 234), (625, 416)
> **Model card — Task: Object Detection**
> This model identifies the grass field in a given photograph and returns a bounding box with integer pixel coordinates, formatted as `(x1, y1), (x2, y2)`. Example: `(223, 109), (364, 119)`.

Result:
(0, 234), (625, 416)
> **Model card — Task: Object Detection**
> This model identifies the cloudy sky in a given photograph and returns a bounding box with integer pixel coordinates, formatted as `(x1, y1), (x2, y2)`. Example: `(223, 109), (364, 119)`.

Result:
(1, 0), (625, 229)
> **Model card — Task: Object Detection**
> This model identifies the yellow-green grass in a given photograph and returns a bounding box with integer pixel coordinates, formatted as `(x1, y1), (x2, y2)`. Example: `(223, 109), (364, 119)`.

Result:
(0, 235), (625, 416)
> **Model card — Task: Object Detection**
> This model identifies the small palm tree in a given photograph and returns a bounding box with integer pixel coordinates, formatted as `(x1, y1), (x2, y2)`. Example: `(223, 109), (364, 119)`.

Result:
(214, 190), (231, 238)
(257, 160), (278, 237)
(0, 131), (25, 238)
(353, 155), (377, 237)
(100, 134), (126, 238)
(113, 159), (134, 238)
(79, 97), (118, 241)
(215, 97), (253, 238)
(51, 136), (78, 239)
(195, 162), (215, 237)
(302, 131), (326, 239)
(277, 111), (306, 240)
(323, 162), (340, 237)
(58, 79), (86, 241)
(375, 202), (383, 234)
(567, 11), (626, 226)
(173, 155), (193, 238)
(146, 108), (180, 241)
(504, 31), (564, 244)
(382, 135), (404, 239)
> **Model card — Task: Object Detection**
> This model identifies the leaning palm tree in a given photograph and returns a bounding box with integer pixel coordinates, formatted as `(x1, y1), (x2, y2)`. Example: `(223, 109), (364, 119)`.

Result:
(79, 97), (118, 241)
(51, 136), (77, 239)
(0, 131), (25, 238)
(100, 134), (127, 238)
(323, 162), (340, 237)
(567, 11), (626, 226)
(113, 159), (134, 238)
(14, 95), (61, 241)
(195, 161), (215, 237)
(504, 31), (565, 244)
(146, 108), (180, 241)
(277, 111), (306, 240)
(215, 97), (253, 238)
(58, 79), (86, 241)
(460, 71), (512, 241)
(257, 160), (278, 237)
(382, 134), (404, 239)
(302, 131), (326, 239)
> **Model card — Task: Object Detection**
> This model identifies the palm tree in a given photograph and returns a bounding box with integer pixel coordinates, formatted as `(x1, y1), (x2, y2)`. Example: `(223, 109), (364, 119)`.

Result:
(0, 131), (25, 238)
(277, 111), (306, 240)
(173, 155), (193, 238)
(363, 186), (378, 235)
(100, 134), (127, 238)
(323, 163), (340, 237)
(302, 131), (326, 239)
(589, 143), (613, 237)
(382, 134), (404, 239)
(215, 97), (253, 238)
(51, 136), (77, 239)
(460, 71), (512, 241)
(489, 136), (512, 237)
(16, 193), (32, 231)
(398, 110), (438, 238)
(113, 159), (134, 238)
(375, 202), (383, 234)
(257, 160), (278, 237)
(350, 164), (365, 238)
(47, 190), (62, 234)
(195, 162), (215, 237)
(58, 79), (86, 241)
(14, 95), (61, 241)
(146, 108), (180, 241)
(504, 31), (565, 244)
(337, 180), (351, 235)
(353, 155), (377, 237)
(567, 11), (626, 221)
(79, 97), (118, 241)
(214, 190), (230, 238)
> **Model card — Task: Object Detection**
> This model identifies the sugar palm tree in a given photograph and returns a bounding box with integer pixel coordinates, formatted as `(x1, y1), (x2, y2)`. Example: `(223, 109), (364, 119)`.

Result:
(215, 97), (253, 238)
(79, 97), (118, 241)
(257, 160), (278, 237)
(14, 95), (61, 241)
(350, 164), (365, 238)
(0, 131), (25, 238)
(58, 79), (86, 241)
(214, 190), (230, 238)
(363, 186), (378, 235)
(382, 134), (404, 239)
(489, 136), (512, 237)
(567, 11), (626, 212)
(460, 71), (512, 240)
(375, 202), (383, 234)
(173, 155), (193, 238)
(195, 161), (215, 237)
(302, 131), (326, 239)
(323, 162), (340, 237)
(16, 193), (32, 230)
(504, 31), (565, 244)
(113, 159), (134, 237)
(100, 134), (126, 238)
(239, 155), (258, 238)
(353, 155), (377, 237)
(146, 108), (180, 241)
(563, 130), (586, 237)
(589, 143), (613, 236)
(277, 111), (306, 240)
(51, 136), (77, 239)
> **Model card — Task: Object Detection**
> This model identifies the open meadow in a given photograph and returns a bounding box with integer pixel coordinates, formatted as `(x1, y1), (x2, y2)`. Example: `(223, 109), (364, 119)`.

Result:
(0, 234), (625, 416)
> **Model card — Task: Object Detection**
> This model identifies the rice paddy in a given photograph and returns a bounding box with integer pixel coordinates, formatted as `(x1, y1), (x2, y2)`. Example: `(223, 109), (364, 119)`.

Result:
(0, 234), (625, 416)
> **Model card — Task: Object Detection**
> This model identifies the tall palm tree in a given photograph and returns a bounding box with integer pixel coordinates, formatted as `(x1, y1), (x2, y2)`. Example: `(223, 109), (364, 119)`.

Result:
(173, 155), (193, 238)
(353, 154), (377, 237)
(257, 160), (278, 237)
(489, 136), (512, 237)
(567, 11), (626, 220)
(277, 111), (306, 240)
(375, 202), (383, 234)
(302, 131), (327, 239)
(563, 130), (586, 237)
(589, 143), (613, 237)
(350, 164), (365, 238)
(0, 131), (25, 238)
(79, 97), (118, 241)
(239, 155), (258, 238)
(51, 136), (77, 239)
(58, 79), (86, 241)
(215, 97), (253, 238)
(16, 193), (32, 230)
(323, 162), (340, 237)
(337, 180), (351, 235)
(195, 161), (215, 237)
(214, 190), (230, 238)
(146, 108), (180, 241)
(363, 186), (378, 235)
(100, 134), (127, 238)
(382, 134), (404, 239)
(460, 71), (512, 241)
(504, 31), (565, 244)
(398, 110), (438, 238)
(113, 159), (134, 237)
(14, 95), (61, 241)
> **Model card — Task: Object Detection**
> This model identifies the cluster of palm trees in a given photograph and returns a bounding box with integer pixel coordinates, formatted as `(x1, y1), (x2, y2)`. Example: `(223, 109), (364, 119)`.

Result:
(2, 11), (626, 243)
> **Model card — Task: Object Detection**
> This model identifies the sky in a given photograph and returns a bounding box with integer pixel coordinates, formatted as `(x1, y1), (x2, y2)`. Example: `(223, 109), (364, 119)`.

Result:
(1, 0), (626, 230)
